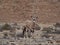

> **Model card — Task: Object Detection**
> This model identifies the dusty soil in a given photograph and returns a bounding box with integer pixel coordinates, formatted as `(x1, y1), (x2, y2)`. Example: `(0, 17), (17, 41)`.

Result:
(0, 0), (60, 23)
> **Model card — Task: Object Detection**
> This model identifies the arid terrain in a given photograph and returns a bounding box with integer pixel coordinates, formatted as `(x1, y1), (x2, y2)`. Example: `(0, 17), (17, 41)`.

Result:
(0, 0), (60, 45)
(0, 21), (60, 45)
(0, 0), (60, 23)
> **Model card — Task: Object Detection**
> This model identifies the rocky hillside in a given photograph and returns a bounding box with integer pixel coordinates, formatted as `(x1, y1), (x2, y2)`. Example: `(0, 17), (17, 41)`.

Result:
(0, 0), (60, 23)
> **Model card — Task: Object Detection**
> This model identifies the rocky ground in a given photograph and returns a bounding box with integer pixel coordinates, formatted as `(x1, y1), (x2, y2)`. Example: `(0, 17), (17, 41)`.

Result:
(0, 22), (60, 45)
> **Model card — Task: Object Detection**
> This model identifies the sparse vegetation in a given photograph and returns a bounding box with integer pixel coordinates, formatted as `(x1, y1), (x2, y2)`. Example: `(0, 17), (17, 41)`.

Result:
(54, 23), (60, 27)
(0, 0), (60, 45)
(1, 23), (12, 30)
(42, 27), (53, 34)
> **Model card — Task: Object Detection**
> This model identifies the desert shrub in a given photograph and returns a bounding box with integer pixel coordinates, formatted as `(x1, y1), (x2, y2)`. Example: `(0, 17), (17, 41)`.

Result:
(42, 27), (53, 34)
(11, 43), (16, 45)
(1, 23), (12, 30)
(54, 23), (60, 27)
